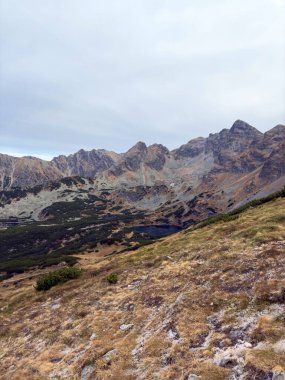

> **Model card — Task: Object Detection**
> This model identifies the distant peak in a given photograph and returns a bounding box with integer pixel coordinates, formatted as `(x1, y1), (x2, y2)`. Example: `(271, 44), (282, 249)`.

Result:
(270, 124), (285, 131)
(148, 143), (169, 153)
(231, 119), (252, 130)
(126, 141), (147, 154)
(264, 124), (285, 140)
(134, 141), (147, 148)
(230, 120), (262, 136)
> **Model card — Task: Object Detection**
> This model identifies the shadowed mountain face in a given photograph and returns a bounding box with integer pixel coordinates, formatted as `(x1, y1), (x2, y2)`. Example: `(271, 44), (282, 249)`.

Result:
(0, 120), (284, 227)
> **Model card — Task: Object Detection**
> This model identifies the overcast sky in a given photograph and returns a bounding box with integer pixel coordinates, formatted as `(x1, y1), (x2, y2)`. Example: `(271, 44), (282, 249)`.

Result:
(0, 0), (284, 159)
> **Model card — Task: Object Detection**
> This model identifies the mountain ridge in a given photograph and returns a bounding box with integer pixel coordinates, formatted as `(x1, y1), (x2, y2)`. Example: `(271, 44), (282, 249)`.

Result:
(1, 120), (284, 191)
(0, 119), (284, 232)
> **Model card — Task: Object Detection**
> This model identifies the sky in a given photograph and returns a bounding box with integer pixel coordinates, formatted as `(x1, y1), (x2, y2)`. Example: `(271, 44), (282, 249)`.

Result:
(0, 0), (284, 160)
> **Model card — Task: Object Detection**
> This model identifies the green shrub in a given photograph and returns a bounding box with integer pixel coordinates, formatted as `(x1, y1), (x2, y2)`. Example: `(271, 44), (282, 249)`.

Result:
(35, 267), (82, 291)
(106, 273), (118, 284)
(0, 255), (78, 274)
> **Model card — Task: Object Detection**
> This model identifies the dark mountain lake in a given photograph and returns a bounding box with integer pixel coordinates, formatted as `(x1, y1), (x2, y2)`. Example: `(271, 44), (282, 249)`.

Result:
(131, 225), (182, 238)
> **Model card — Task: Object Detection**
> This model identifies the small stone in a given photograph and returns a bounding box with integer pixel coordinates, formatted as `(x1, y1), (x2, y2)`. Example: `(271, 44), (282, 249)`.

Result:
(167, 329), (179, 340)
(127, 285), (137, 290)
(219, 357), (237, 368)
(120, 324), (133, 332)
(102, 349), (117, 362)
(81, 365), (94, 380)
(244, 342), (252, 348)
(187, 374), (199, 380)
(90, 333), (97, 340)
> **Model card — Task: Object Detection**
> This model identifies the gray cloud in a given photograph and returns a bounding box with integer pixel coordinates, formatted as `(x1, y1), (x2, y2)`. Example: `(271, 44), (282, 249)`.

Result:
(0, 0), (284, 159)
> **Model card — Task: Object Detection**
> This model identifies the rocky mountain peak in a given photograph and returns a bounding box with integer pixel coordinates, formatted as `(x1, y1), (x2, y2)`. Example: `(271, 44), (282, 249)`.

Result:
(229, 119), (263, 139)
(173, 137), (206, 159)
(263, 124), (285, 143)
(125, 141), (147, 155)
(51, 148), (118, 178)
(148, 143), (169, 153)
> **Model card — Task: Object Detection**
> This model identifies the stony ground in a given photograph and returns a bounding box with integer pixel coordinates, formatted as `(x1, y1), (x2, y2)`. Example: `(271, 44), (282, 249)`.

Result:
(1, 198), (285, 380)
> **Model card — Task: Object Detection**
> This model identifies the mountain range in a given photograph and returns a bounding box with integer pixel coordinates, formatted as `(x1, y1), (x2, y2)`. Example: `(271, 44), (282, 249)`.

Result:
(0, 120), (284, 227)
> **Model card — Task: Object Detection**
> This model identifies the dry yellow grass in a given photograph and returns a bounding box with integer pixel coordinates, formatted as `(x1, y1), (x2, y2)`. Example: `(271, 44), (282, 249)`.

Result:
(0, 197), (285, 379)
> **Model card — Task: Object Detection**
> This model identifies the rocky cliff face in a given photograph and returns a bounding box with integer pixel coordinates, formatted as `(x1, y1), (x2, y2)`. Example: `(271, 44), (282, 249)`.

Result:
(96, 120), (285, 192)
(51, 149), (120, 178)
(259, 125), (285, 182)
(204, 120), (263, 170)
(108, 142), (170, 174)
(0, 154), (62, 190)
(0, 149), (121, 191)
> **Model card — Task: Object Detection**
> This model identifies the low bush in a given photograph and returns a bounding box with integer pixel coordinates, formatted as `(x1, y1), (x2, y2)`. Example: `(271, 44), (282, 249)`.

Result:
(0, 254), (78, 274)
(106, 273), (118, 284)
(35, 267), (82, 291)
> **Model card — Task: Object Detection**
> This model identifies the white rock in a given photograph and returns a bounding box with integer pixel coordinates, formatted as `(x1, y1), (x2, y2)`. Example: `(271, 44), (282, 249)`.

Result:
(127, 284), (137, 290)
(90, 333), (97, 340)
(120, 324), (133, 332)
(244, 342), (252, 348)
(102, 349), (117, 362)
(81, 365), (94, 380)
(167, 329), (179, 340)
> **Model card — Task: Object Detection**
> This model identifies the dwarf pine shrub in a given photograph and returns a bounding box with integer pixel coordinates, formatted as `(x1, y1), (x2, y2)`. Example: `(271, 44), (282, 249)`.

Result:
(35, 267), (82, 291)
(106, 273), (118, 284)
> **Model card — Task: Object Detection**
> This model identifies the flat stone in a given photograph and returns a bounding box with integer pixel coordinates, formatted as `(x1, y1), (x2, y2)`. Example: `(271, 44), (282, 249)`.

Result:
(120, 324), (133, 332)
(167, 329), (179, 340)
(102, 349), (117, 362)
(81, 365), (94, 380)
(127, 285), (137, 290)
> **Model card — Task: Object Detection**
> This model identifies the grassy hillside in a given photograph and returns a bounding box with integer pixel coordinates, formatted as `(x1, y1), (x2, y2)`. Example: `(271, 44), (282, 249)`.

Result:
(0, 196), (285, 379)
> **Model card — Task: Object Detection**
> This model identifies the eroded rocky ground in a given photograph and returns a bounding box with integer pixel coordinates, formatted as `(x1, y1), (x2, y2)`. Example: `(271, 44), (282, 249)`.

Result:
(0, 198), (285, 379)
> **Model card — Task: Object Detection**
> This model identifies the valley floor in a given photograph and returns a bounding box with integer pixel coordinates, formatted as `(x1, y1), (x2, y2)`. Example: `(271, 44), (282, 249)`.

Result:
(1, 198), (285, 379)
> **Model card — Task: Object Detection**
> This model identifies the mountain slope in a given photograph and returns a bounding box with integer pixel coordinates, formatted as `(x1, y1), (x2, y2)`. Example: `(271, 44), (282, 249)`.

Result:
(1, 194), (285, 379)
